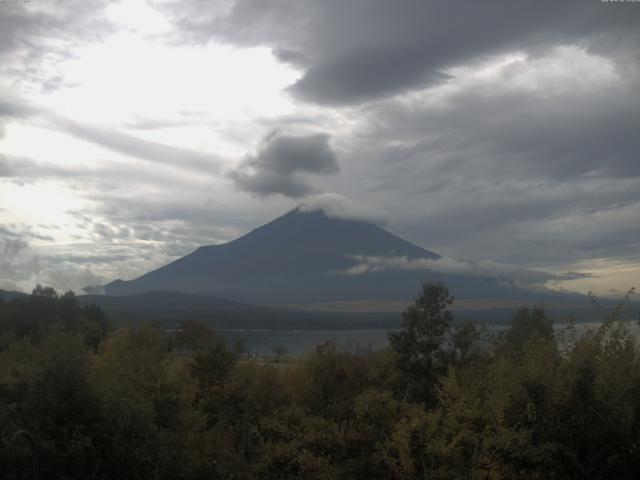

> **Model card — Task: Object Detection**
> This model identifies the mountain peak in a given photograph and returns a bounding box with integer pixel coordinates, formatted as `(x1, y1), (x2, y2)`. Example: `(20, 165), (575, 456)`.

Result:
(101, 206), (582, 308)
(296, 193), (387, 227)
(104, 206), (438, 302)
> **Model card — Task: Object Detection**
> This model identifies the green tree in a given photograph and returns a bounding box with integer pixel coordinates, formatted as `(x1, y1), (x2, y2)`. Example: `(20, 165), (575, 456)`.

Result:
(21, 328), (102, 479)
(504, 305), (553, 349)
(92, 325), (189, 479)
(388, 282), (454, 405)
(191, 334), (236, 393)
(174, 319), (216, 352)
(31, 284), (57, 298)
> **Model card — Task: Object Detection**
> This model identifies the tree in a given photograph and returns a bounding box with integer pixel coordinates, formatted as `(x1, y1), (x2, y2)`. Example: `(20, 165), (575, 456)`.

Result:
(388, 282), (454, 405)
(31, 284), (57, 298)
(447, 321), (484, 367)
(272, 345), (288, 363)
(174, 320), (215, 352)
(0, 286), (107, 348)
(190, 334), (236, 393)
(504, 305), (553, 349)
(23, 328), (102, 479)
(92, 325), (187, 479)
(233, 339), (248, 358)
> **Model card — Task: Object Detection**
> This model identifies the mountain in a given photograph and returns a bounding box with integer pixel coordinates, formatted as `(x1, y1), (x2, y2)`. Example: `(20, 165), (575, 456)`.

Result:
(0, 289), (29, 301)
(102, 208), (583, 309)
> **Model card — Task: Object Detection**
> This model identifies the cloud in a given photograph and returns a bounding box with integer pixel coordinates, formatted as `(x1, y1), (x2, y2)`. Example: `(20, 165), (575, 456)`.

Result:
(1, 237), (30, 259)
(287, 44), (453, 105)
(155, 0), (640, 105)
(320, 44), (640, 269)
(0, 237), (41, 290)
(82, 285), (105, 295)
(50, 116), (222, 173)
(0, 155), (10, 177)
(298, 193), (386, 226)
(44, 267), (106, 294)
(0, 95), (38, 119)
(0, 153), (76, 182)
(335, 254), (589, 287)
(1, 0), (639, 297)
(0, 234), (111, 293)
(65, 188), (260, 264)
(230, 131), (338, 197)
(0, 0), (114, 85)
(0, 94), (40, 137)
(557, 272), (598, 281)
(0, 224), (55, 242)
(272, 48), (311, 67)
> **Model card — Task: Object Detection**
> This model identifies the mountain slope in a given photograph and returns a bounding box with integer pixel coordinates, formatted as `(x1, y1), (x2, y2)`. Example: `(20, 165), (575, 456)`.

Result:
(103, 208), (579, 306)
(0, 289), (29, 301)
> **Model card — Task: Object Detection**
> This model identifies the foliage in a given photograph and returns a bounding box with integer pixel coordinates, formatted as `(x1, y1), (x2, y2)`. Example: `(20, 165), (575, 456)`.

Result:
(1, 284), (639, 479)
(0, 285), (107, 350)
(388, 282), (454, 405)
(503, 305), (553, 349)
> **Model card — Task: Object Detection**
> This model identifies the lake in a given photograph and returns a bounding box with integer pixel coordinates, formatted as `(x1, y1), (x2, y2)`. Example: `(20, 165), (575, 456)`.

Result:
(219, 328), (391, 357)
(219, 321), (640, 357)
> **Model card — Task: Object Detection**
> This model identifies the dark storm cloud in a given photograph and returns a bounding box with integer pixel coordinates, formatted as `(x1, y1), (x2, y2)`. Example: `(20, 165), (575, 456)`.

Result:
(272, 48), (311, 68)
(155, 0), (640, 105)
(314, 41), (640, 267)
(375, 87), (640, 179)
(230, 132), (339, 197)
(390, 174), (640, 267)
(288, 45), (453, 105)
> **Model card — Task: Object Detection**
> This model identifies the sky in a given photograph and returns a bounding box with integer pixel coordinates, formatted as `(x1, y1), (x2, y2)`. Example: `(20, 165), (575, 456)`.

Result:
(0, 0), (639, 297)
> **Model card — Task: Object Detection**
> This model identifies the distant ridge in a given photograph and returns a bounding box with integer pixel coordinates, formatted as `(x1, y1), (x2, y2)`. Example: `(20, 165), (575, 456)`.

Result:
(0, 289), (29, 301)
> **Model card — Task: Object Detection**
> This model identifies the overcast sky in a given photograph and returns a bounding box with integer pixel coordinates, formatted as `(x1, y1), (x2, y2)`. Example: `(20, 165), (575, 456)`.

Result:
(1, 0), (639, 296)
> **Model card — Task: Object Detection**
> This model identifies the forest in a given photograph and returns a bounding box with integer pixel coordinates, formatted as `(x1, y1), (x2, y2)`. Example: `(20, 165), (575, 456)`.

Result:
(1, 283), (639, 479)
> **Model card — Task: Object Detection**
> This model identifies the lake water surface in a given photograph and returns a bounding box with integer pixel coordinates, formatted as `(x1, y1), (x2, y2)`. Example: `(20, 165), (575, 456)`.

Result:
(219, 321), (640, 357)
